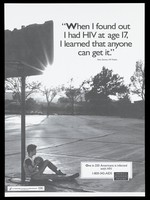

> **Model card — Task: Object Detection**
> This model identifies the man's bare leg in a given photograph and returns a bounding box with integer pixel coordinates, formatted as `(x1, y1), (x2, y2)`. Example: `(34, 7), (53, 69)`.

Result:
(38, 160), (66, 175)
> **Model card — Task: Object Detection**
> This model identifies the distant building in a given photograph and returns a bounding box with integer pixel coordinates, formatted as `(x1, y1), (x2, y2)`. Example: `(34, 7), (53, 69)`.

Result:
(133, 100), (145, 105)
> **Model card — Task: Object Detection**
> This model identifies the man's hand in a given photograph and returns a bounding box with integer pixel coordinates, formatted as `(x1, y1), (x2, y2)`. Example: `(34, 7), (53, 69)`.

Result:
(34, 163), (39, 169)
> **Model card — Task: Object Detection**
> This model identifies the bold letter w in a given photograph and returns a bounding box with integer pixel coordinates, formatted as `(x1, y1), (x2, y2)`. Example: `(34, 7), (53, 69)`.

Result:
(66, 23), (77, 29)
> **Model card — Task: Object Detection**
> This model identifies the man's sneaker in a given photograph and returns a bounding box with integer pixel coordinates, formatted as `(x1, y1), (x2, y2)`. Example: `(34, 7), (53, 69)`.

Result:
(56, 170), (66, 175)
(70, 173), (79, 179)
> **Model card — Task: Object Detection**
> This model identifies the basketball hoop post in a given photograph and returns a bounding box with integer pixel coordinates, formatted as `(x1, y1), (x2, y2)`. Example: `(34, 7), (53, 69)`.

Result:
(21, 75), (26, 183)
(5, 20), (53, 184)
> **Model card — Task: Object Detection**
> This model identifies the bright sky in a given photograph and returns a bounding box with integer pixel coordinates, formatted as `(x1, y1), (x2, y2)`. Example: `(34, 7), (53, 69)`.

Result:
(5, 3), (145, 101)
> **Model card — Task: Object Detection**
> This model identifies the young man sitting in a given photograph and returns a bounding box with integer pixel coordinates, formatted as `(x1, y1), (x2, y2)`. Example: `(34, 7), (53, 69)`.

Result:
(23, 144), (66, 181)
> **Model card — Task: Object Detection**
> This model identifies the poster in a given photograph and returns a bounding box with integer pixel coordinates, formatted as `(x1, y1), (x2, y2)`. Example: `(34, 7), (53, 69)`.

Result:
(5, 3), (145, 197)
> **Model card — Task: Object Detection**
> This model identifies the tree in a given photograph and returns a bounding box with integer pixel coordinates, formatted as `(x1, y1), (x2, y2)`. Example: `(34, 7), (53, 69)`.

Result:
(25, 97), (37, 111)
(58, 97), (70, 104)
(5, 77), (41, 103)
(130, 60), (145, 100)
(83, 67), (129, 104)
(64, 78), (82, 115)
(40, 86), (60, 117)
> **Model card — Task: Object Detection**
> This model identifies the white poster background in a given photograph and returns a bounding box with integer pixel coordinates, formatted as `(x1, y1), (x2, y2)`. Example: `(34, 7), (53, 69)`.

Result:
(4, 3), (145, 197)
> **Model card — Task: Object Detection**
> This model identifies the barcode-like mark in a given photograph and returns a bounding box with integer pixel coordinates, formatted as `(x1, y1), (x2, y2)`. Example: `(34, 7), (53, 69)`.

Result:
(114, 172), (128, 180)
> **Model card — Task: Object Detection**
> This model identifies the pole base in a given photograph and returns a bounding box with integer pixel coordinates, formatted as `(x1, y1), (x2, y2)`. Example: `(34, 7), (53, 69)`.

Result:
(9, 177), (27, 185)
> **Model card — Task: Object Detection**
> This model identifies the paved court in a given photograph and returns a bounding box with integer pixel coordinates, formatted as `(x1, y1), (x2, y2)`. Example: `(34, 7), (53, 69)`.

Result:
(5, 115), (145, 193)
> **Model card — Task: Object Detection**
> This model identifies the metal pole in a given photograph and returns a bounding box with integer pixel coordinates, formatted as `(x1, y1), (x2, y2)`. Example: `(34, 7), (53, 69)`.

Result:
(21, 75), (26, 183)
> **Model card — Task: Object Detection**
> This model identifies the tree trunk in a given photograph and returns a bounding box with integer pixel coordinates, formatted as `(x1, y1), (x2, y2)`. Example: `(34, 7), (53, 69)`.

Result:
(47, 102), (50, 117)
(71, 100), (74, 115)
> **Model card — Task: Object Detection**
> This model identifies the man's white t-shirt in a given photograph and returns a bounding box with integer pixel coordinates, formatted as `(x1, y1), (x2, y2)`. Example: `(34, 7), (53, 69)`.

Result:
(23, 156), (39, 177)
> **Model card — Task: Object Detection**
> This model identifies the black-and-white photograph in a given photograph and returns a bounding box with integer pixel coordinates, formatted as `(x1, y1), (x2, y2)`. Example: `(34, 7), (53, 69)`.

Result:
(5, 3), (145, 197)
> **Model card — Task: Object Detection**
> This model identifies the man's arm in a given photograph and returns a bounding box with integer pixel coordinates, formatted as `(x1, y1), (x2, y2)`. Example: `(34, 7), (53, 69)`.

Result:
(25, 159), (39, 175)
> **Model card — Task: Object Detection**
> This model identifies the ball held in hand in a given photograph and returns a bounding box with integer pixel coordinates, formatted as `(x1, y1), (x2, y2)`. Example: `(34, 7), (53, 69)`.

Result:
(34, 156), (44, 167)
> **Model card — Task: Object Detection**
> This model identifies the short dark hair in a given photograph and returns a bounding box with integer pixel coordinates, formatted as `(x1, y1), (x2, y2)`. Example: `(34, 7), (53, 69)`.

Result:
(27, 144), (37, 154)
